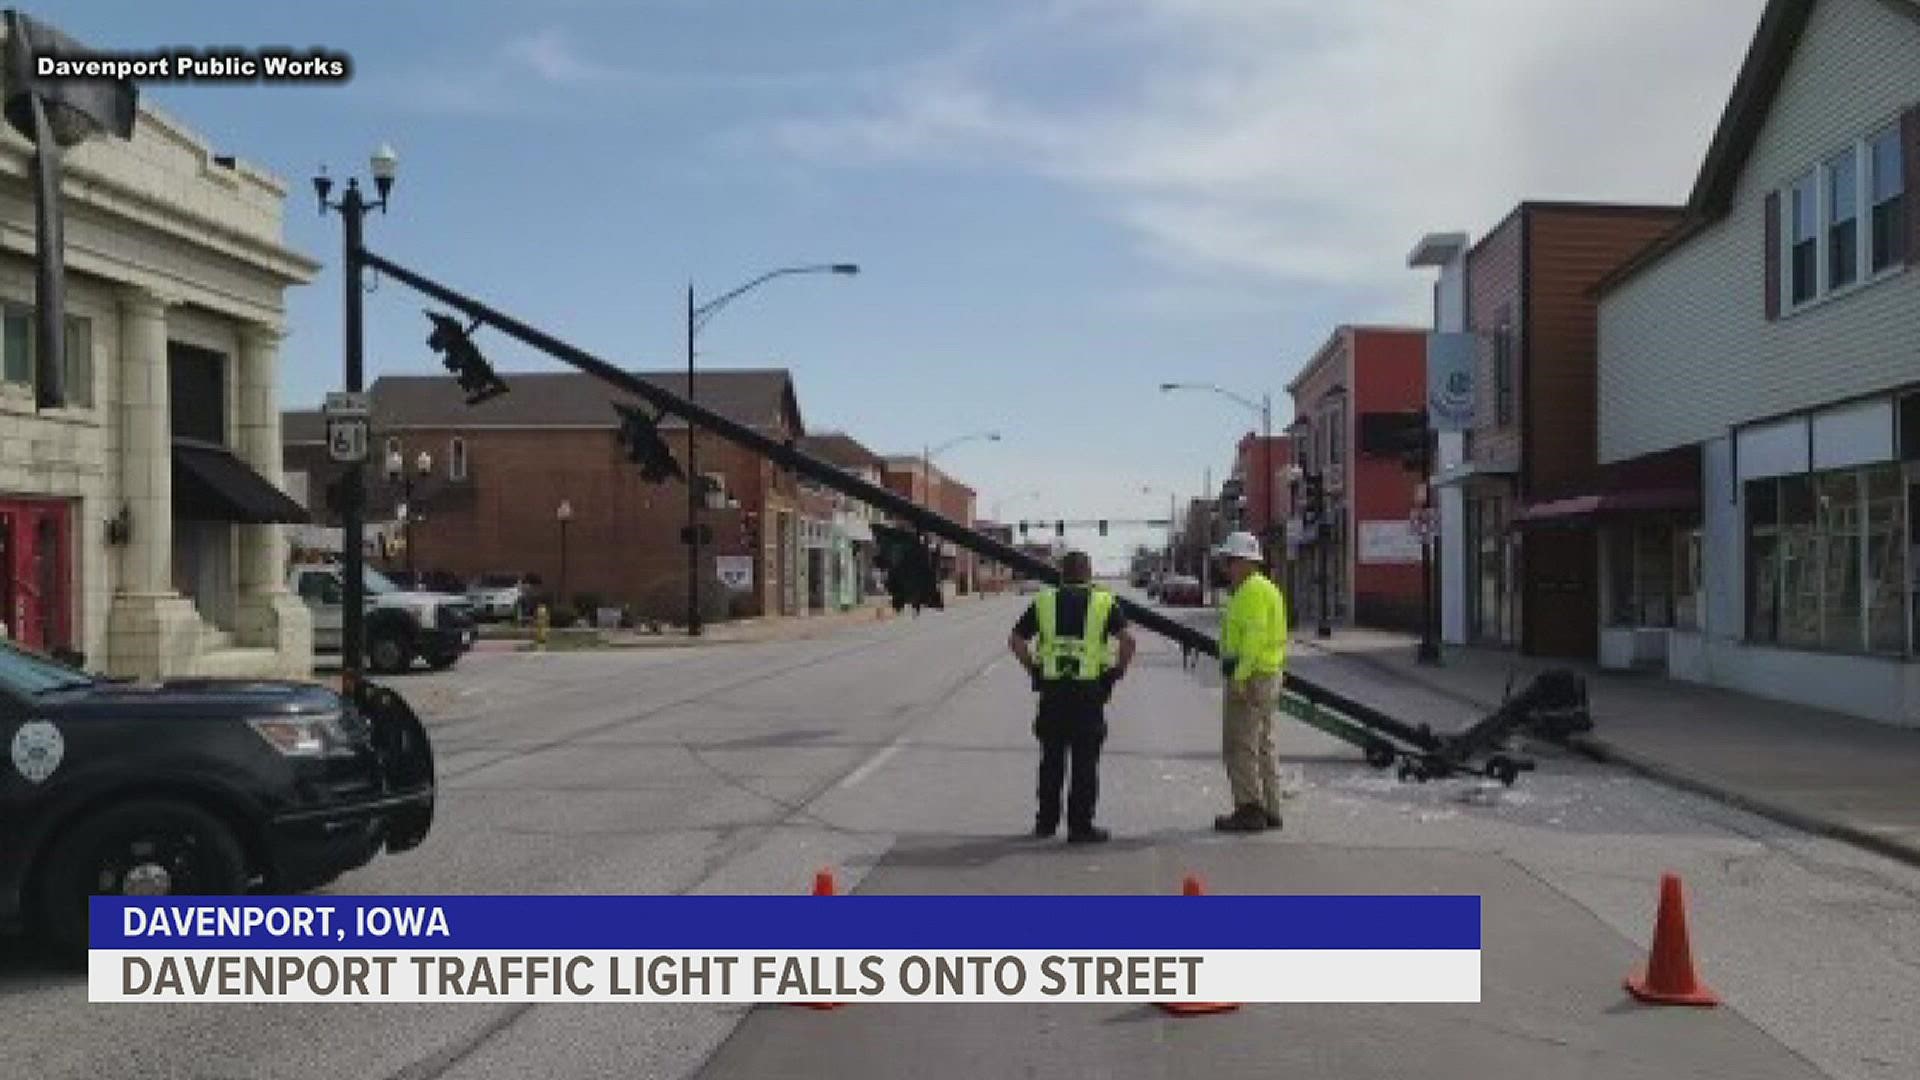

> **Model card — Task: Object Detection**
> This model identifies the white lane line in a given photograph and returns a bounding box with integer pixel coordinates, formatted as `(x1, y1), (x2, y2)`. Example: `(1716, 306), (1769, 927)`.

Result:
(838, 740), (906, 790)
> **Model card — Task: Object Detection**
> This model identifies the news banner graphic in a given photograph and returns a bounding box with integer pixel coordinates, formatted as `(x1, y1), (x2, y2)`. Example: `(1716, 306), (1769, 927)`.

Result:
(90, 895), (1481, 1005)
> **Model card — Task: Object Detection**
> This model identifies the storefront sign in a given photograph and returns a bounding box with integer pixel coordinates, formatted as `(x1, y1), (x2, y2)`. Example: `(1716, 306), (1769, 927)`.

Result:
(1426, 333), (1475, 432)
(1359, 521), (1421, 565)
(715, 556), (754, 591)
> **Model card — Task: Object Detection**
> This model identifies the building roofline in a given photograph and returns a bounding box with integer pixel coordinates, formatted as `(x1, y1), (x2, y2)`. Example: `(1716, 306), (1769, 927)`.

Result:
(1597, 0), (1920, 295)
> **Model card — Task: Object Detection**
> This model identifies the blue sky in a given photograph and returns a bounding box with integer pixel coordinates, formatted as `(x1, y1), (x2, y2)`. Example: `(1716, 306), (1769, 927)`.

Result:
(55, 0), (1765, 566)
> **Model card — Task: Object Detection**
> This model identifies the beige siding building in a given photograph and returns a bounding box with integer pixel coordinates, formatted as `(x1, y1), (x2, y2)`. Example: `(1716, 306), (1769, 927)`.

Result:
(1, 73), (316, 677)
(1596, 0), (1920, 725)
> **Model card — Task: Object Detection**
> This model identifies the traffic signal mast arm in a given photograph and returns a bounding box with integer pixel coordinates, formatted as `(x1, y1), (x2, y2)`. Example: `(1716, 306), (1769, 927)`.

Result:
(359, 248), (1475, 763)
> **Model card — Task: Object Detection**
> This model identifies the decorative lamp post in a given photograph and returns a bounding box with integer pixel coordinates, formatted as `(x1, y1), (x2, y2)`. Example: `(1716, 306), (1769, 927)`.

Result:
(314, 142), (398, 690)
(556, 499), (574, 612)
(385, 448), (432, 578)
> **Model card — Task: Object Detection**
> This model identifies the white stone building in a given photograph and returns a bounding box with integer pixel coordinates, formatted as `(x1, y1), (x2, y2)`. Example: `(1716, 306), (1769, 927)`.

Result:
(1596, 0), (1920, 725)
(1, 90), (316, 677)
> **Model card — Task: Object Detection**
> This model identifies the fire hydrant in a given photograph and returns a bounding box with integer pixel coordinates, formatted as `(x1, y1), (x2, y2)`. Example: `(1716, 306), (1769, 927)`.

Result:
(534, 604), (550, 650)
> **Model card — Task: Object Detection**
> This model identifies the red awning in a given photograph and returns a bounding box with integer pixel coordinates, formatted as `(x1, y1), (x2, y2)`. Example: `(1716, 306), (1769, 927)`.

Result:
(1512, 487), (1699, 526)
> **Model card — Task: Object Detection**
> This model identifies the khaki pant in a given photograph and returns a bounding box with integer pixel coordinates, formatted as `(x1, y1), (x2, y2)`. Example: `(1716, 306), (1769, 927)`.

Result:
(1222, 674), (1280, 816)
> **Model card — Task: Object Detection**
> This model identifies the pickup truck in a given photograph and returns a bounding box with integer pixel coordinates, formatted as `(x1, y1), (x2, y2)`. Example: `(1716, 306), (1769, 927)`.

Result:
(290, 563), (477, 674)
(0, 639), (435, 956)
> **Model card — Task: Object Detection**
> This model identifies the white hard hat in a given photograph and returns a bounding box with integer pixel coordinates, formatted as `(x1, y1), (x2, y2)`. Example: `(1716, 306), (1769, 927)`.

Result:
(1213, 531), (1262, 561)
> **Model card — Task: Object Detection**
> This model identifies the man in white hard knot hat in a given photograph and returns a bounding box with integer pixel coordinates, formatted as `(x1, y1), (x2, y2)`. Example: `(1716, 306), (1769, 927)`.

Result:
(1210, 531), (1289, 832)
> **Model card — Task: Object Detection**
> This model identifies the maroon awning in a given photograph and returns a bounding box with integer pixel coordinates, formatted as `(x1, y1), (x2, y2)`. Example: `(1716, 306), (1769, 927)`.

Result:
(1512, 487), (1699, 526)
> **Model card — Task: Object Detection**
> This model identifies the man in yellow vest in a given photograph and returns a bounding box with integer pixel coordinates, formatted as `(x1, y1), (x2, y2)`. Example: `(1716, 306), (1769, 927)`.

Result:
(1212, 531), (1288, 833)
(1009, 551), (1136, 843)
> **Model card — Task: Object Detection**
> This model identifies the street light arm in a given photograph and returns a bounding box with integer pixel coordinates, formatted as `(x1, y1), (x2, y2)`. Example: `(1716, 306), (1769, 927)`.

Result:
(929, 432), (999, 458)
(1161, 382), (1264, 418)
(691, 264), (854, 333)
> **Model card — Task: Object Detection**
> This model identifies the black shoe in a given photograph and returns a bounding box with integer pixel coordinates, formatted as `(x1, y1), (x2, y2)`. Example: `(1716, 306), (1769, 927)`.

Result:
(1214, 806), (1268, 833)
(1264, 810), (1283, 829)
(1066, 826), (1110, 844)
(1033, 820), (1058, 839)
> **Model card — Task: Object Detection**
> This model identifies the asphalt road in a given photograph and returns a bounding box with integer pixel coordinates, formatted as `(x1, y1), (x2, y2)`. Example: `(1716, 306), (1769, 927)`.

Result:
(3, 594), (1918, 1079)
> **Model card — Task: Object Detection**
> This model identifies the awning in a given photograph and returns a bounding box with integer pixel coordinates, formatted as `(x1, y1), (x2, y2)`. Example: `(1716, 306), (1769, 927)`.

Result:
(843, 518), (875, 544)
(173, 439), (310, 524)
(1512, 487), (1699, 527)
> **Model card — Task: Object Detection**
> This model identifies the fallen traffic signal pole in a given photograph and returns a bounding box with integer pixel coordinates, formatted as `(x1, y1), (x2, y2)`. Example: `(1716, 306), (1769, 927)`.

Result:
(358, 248), (1574, 785)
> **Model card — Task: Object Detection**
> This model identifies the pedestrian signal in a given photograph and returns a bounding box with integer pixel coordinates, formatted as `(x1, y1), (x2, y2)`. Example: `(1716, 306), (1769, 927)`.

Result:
(612, 402), (686, 484)
(425, 311), (509, 405)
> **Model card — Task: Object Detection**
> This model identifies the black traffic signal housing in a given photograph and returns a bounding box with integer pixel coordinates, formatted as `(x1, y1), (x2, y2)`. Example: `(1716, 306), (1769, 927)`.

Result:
(1098, 520), (1109, 537)
(425, 311), (509, 405)
(1019, 521), (1029, 538)
(1055, 520), (1065, 537)
(872, 523), (943, 612)
(612, 402), (686, 484)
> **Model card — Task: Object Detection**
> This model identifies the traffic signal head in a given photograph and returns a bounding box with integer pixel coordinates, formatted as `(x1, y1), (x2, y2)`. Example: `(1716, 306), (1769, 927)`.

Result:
(425, 311), (509, 405)
(1055, 520), (1065, 537)
(612, 402), (685, 484)
(1098, 520), (1109, 537)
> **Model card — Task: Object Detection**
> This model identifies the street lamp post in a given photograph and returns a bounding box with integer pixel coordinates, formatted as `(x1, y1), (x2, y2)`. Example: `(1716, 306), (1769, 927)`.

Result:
(315, 143), (398, 691)
(386, 448), (432, 578)
(925, 431), (1000, 595)
(556, 499), (574, 612)
(686, 263), (858, 636)
(1159, 383), (1273, 560)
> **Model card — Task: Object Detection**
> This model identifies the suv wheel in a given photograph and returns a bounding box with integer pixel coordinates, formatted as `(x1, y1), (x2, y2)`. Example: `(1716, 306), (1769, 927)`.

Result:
(36, 799), (248, 957)
(370, 631), (413, 674)
(423, 648), (460, 672)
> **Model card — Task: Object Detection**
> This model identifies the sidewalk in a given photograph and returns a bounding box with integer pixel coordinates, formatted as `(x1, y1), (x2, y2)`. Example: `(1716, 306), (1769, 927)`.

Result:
(1293, 626), (1920, 867)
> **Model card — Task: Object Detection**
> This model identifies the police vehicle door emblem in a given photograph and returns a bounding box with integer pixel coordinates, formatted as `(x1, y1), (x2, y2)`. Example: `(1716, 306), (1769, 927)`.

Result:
(11, 720), (64, 783)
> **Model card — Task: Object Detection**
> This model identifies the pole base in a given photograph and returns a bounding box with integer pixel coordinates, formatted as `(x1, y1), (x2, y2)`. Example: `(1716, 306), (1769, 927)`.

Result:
(1416, 642), (1442, 665)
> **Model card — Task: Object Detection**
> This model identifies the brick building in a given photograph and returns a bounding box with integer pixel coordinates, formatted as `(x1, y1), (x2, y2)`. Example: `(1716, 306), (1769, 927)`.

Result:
(284, 369), (814, 623)
(880, 457), (982, 594)
(1286, 326), (1429, 630)
(1442, 203), (1684, 658)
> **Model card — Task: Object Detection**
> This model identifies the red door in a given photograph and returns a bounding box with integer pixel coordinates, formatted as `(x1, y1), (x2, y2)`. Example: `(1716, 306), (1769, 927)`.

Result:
(0, 499), (72, 652)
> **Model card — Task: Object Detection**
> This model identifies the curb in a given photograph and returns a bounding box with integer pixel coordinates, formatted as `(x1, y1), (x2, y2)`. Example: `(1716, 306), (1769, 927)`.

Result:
(1299, 639), (1920, 871)
(1560, 734), (1920, 871)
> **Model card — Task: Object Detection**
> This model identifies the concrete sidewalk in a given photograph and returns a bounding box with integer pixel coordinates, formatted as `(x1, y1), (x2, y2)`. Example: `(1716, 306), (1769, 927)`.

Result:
(1293, 626), (1920, 868)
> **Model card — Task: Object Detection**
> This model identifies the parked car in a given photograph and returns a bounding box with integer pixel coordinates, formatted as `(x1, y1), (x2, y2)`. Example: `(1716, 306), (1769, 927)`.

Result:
(0, 638), (435, 956)
(291, 563), (477, 674)
(387, 569), (466, 595)
(1158, 574), (1203, 606)
(467, 572), (539, 622)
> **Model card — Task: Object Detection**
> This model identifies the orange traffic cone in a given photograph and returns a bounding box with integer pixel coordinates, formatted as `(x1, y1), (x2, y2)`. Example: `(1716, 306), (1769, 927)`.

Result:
(796, 868), (844, 1011)
(1624, 873), (1718, 1007)
(1159, 875), (1239, 1016)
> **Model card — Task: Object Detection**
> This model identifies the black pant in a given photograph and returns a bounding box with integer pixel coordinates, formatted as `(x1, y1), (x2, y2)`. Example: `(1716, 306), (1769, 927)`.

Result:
(1034, 692), (1107, 833)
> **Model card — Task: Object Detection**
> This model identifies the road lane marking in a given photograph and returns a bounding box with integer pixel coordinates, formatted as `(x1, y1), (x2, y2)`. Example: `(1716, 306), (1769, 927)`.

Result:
(838, 741), (905, 790)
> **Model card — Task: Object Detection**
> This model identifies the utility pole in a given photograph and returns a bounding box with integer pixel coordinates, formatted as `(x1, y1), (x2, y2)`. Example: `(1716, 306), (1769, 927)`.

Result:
(685, 283), (702, 636)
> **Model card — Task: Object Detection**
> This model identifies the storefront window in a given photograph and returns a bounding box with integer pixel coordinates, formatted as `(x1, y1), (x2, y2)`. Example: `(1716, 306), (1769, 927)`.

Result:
(1747, 480), (1780, 643)
(1676, 528), (1701, 630)
(1746, 464), (1909, 656)
(1865, 466), (1906, 655)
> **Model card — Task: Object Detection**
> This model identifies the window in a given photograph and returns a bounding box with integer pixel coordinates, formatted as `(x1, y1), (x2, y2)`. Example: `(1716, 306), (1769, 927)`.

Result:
(3, 307), (31, 386)
(1746, 479), (1781, 643)
(1, 308), (95, 406)
(1492, 314), (1514, 426)
(1675, 528), (1701, 631)
(1745, 464), (1909, 656)
(1826, 150), (1859, 290)
(1870, 126), (1906, 272)
(449, 437), (468, 481)
(385, 437), (401, 462)
(1325, 404), (1345, 467)
(1790, 173), (1819, 304)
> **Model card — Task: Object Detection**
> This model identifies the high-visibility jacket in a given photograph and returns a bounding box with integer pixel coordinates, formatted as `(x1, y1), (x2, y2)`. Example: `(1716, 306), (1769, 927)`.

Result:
(1221, 571), (1286, 683)
(1034, 586), (1117, 681)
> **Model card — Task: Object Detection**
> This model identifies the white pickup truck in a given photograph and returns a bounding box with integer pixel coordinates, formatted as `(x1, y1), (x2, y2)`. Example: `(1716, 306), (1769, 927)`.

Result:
(289, 563), (478, 673)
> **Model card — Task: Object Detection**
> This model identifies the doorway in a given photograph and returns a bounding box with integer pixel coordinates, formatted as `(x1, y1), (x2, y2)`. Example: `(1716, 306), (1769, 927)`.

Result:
(0, 498), (73, 652)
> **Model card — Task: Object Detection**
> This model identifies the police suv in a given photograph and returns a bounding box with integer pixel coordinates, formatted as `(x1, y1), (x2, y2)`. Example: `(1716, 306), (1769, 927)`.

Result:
(0, 640), (435, 955)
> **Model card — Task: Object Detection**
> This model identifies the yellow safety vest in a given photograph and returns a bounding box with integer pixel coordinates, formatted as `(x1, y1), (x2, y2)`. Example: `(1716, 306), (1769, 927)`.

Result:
(1034, 587), (1116, 681)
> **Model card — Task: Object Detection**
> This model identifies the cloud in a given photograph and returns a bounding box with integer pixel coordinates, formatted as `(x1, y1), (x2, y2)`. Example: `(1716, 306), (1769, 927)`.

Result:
(770, 0), (1768, 301)
(505, 27), (626, 86)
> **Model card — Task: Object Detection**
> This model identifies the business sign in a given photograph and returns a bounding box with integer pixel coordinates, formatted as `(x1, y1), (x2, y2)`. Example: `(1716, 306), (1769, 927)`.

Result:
(1359, 521), (1421, 565)
(1426, 333), (1476, 432)
(715, 556), (754, 591)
